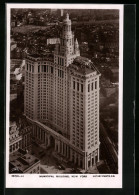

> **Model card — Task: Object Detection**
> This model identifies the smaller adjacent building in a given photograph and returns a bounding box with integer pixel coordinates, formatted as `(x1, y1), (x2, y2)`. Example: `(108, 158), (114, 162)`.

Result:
(47, 38), (60, 45)
(9, 121), (33, 154)
(20, 126), (32, 151)
(9, 149), (40, 174)
(9, 123), (22, 154)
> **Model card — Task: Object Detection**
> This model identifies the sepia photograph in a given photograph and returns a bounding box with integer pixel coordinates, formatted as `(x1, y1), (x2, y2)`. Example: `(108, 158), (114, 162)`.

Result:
(6, 3), (123, 188)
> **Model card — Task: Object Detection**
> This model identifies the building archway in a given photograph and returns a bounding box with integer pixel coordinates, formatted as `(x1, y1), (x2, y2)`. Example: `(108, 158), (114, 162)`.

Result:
(49, 135), (55, 148)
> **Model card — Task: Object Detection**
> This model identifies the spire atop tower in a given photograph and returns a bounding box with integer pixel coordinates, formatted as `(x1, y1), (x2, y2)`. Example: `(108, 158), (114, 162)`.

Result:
(66, 13), (69, 20)
(75, 38), (80, 56)
(75, 38), (78, 45)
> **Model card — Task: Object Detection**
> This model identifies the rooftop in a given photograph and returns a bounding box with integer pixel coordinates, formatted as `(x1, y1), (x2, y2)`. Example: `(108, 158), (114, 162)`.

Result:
(10, 150), (40, 173)
(69, 56), (100, 75)
(27, 53), (54, 62)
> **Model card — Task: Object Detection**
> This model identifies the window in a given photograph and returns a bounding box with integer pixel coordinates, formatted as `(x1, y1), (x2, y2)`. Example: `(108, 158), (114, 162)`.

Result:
(44, 65), (46, 72)
(88, 84), (90, 92)
(32, 66), (34, 73)
(27, 64), (28, 70)
(47, 65), (48, 72)
(81, 84), (83, 92)
(51, 67), (53, 74)
(73, 81), (75, 89)
(77, 83), (79, 91)
(95, 81), (97, 89)
(91, 83), (93, 91)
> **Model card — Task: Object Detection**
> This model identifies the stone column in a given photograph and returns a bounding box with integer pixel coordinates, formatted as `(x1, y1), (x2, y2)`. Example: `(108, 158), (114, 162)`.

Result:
(47, 135), (50, 146)
(97, 148), (100, 162)
(55, 140), (57, 151)
(85, 155), (88, 170)
(61, 142), (63, 155)
(45, 133), (47, 145)
(74, 152), (77, 164)
(35, 126), (37, 137)
(82, 157), (85, 169)
(58, 140), (61, 153)
(94, 151), (96, 165)
(78, 155), (80, 167)
(64, 144), (67, 156)
(42, 131), (44, 143)
(67, 146), (69, 158)
(36, 127), (38, 139)
(70, 148), (73, 161)
(40, 129), (42, 141)
(90, 153), (92, 167)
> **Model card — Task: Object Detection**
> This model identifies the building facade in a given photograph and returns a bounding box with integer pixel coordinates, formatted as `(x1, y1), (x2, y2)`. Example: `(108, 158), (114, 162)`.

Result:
(9, 122), (22, 154)
(9, 122), (32, 154)
(24, 13), (100, 170)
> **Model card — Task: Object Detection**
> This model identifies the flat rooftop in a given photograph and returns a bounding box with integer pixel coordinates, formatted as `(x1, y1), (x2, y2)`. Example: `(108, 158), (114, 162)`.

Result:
(10, 150), (40, 173)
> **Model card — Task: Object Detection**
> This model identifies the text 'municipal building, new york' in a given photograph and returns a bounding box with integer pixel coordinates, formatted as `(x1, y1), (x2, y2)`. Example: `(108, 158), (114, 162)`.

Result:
(24, 13), (101, 170)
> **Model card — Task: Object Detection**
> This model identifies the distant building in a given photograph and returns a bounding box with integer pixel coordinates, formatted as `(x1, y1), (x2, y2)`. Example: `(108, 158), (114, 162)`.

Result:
(61, 9), (64, 17)
(80, 42), (89, 53)
(47, 38), (60, 45)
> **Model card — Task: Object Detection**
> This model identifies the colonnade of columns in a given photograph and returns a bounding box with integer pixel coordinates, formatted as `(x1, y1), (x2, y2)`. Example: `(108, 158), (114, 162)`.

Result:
(85, 149), (99, 170)
(32, 125), (99, 170)
(54, 139), (84, 168)
(32, 125), (51, 148)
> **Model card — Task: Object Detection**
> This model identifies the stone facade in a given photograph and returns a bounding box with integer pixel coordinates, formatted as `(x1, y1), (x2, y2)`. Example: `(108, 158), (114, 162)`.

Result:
(24, 14), (100, 170)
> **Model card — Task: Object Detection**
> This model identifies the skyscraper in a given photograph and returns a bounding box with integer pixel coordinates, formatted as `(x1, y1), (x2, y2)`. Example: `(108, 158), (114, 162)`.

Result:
(24, 13), (100, 170)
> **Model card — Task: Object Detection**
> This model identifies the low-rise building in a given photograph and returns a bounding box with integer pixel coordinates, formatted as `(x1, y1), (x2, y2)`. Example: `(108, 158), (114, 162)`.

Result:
(9, 149), (40, 174)
(9, 123), (22, 154)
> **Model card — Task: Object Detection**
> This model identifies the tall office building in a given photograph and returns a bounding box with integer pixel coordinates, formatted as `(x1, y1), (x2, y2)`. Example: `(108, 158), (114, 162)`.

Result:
(24, 13), (100, 170)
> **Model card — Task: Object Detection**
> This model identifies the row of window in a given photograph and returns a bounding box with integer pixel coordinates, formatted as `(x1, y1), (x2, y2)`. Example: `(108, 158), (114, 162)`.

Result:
(58, 69), (64, 78)
(27, 64), (34, 73)
(88, 81), (97, 92)
(38, 65), (53, 73)
(73, 81), (83, 92)
(58, 56), (64, 66)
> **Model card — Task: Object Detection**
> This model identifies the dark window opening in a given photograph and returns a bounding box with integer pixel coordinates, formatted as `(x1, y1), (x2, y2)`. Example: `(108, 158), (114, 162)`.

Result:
(73, 81), (75, 90)
(88, 84), (90, 92)
(44, 65), (46, 72)
(95, 81), (97, 89)
(77, 83), (79, 91)
(91, 83), (93, 91)
(81, 84), (83, 92)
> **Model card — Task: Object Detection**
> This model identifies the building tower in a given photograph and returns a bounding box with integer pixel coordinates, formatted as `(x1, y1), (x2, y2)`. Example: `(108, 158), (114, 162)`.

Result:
(53, 13), (80, 137)
(24, 14), (100, 170)
(68, 57), (100, 169)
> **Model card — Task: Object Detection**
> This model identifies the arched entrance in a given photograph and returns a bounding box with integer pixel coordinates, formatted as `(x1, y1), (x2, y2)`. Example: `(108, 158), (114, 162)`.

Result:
(49, 135), (55, 148)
